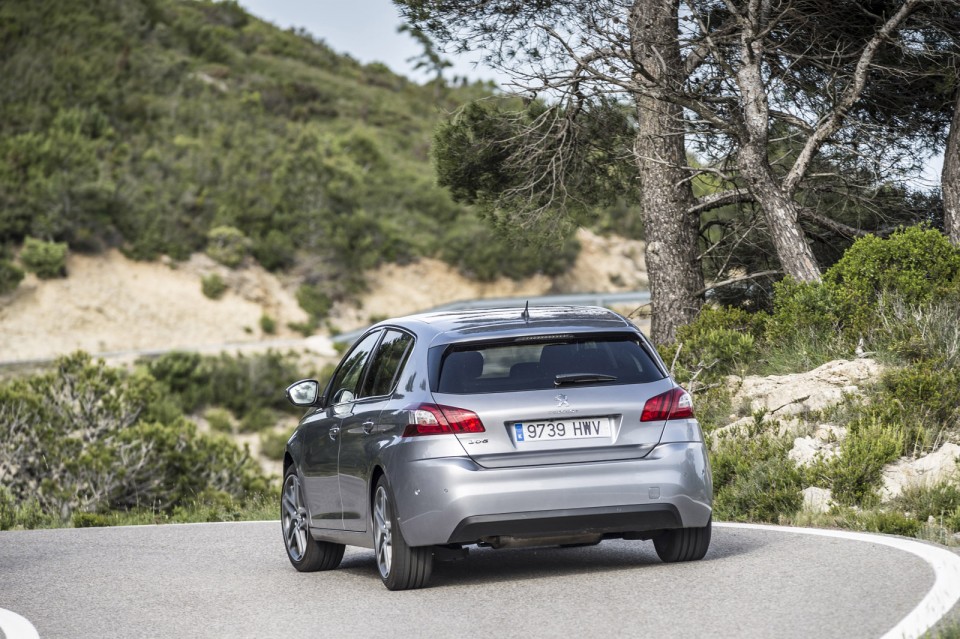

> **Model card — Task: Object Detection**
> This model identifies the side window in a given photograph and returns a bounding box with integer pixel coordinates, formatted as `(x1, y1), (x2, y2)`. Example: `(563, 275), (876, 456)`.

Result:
(327, 331), (382, 404)
(361, 330), (414, 398)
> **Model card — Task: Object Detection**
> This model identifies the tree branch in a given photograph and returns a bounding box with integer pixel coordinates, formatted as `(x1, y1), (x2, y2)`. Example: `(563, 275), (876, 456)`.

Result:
(783, 0), (925, 196)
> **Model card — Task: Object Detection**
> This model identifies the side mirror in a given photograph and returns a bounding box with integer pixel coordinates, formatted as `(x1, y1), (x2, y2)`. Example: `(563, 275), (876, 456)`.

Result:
(285, 379), (320, 407)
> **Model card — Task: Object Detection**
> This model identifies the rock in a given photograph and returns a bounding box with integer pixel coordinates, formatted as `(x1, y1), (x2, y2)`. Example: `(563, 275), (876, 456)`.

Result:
(789, 424), (846, 467)
(802, 487), (834, 514)
(880, 443), (960, 501)
(729, 359), (883, 417)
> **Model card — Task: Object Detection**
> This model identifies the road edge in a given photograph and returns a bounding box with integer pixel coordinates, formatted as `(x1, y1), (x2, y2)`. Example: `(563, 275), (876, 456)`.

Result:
(717, 522), (960, 639)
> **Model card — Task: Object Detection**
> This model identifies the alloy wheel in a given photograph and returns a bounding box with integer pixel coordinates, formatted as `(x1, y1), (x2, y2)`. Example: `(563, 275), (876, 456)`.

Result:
(282, 474), (309, 561)
(374, 485), (393, 578)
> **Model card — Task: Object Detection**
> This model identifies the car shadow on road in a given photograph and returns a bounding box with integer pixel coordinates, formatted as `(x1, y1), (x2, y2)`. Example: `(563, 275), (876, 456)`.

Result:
(334, 531), (763, 589)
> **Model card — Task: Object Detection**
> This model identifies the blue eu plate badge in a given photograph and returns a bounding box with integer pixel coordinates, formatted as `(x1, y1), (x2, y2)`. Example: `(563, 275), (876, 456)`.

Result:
(514, 423), (524, 441)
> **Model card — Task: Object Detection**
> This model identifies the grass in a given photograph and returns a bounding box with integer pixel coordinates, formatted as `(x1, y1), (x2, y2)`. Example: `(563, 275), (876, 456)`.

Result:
(3, 492), (280, 531)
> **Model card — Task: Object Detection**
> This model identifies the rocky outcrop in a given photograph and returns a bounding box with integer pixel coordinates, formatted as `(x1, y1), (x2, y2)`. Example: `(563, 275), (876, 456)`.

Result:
(730, 359), (960, 507)
(729, 358), (883, 417)
(880, 443), (960, 500)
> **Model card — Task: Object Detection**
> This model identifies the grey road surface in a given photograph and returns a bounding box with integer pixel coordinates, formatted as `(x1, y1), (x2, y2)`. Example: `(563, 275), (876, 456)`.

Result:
(0, 522), (936, 638)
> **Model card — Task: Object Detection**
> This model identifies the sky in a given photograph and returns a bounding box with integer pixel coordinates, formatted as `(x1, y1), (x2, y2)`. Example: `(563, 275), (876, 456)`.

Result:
(237, 0), (504, 84)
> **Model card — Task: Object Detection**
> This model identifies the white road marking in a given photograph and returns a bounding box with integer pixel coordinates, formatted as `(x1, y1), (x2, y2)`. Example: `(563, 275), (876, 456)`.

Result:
(718, 523), (960, 639)
(0, 607), (39, 639)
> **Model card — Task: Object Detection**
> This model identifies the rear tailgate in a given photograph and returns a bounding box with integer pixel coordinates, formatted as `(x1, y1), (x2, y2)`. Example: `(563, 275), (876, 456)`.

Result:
(433, 377), (676, 468)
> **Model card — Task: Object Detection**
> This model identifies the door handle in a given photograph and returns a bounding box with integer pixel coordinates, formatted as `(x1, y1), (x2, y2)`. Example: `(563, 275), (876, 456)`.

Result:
(362, 420), (376, 434)
(329, 426), (340, 440)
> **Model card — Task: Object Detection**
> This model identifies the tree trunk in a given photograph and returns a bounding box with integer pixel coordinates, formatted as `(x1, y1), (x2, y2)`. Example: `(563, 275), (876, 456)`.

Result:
(734, 28), (822, 282)
(738, 145), (822, 281)
(629, 0), (704, 344)
(943, 88), (960, 246)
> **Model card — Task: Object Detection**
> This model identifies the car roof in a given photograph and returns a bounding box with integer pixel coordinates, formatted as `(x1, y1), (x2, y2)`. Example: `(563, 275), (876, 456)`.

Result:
(378, 306), (639, 347)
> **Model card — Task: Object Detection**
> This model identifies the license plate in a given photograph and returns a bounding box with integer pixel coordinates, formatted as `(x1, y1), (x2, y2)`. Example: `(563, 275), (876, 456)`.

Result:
(513, 418), (611, 443)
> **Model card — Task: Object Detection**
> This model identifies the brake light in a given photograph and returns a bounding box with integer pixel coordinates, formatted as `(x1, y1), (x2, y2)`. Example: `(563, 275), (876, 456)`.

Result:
(640, 388), (694, 422)
(402, 403), (486, 437)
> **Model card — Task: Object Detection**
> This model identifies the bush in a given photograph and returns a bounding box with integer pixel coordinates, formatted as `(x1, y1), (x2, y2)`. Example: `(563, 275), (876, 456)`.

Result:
(260, 428), (293, 461)
(240, 407), (278, 432)
(714, 457), (804, 523)
(859, 510), (923, 537)
(296, 283), (332, 320)
(829, 416), (903, 506)
(0, 352), (268, 523)
(201, 273), (227, 299)
(19, 237), (68, 279)
(205, 407), (234, 433)
(824, 226), (960, 335)
(259, 314), (276, 335)
(205, 226), (251, 268)
(894, 482), (960, 531)
(0, 259), (24, 294)
(766, 277), (841, 344)
(660, 306), (765, 385)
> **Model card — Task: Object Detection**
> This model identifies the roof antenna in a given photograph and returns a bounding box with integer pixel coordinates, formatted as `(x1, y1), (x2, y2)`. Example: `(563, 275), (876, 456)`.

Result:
(521, 300), (530, 322)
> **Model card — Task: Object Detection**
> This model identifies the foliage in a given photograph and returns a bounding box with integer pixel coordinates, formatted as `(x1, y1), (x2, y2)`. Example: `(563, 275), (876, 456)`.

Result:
(205, 226), (250, 267)
(824, 226), (960, 336)
(0, 0), (564, 291)
(0, 259), (24, 294)
(205, 407), (234, 433)
(239, 407), (279, 433)
(0, 353), (267, 524)
(710, 419), (803, 523)
(19, 237), (68, 278)
(439, 216), (580, 281)
(296, 283), (332, 322)
(659, 306), (765, 385)
(260, 428), (294, 461)
(144, 349), (302, 416)
(828, 416), (904, 506)
(201, 273), (227, 299)
(259, 314), (276, 334)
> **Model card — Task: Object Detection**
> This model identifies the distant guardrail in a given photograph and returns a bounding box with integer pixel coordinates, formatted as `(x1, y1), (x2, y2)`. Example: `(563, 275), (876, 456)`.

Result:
(331, 290), (651, 345)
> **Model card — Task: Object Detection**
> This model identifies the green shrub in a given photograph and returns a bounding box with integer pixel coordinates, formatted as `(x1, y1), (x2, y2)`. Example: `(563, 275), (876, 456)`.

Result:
(660, 306), (765, 385)
(259, 314), (276, 335)
(714, 456), (803, 523)
(252, 229), (295, 272)
(895, 482), (960, 531)
(296, 283), (332, 320)
(201, 273), (227, 299)
(260, 428), (293, 461)
(146, 350), (301, 416)
(871, 294), (960, 366)
(71, 512), (112, 528)
(205, 407), (234, 433)
(824, 225), (960, 335)
(240, 407), (278, 432)
(0, 353), (268, 523)
(829, 416), (903, 506)
(767, 277), (841, 344)
(859, 510), (923, 537)
(19, 237), (68, 279)
(881, 363), (960, 426)
(0, 259), (24, 294)
(206, 226), (251, 268)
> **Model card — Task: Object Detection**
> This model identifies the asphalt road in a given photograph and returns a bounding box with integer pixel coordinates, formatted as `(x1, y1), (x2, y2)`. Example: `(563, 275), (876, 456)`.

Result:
(0, 521), (952, 639)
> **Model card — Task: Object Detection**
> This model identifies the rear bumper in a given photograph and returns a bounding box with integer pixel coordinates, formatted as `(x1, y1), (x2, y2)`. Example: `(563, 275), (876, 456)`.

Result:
(391, 442), (712, 547)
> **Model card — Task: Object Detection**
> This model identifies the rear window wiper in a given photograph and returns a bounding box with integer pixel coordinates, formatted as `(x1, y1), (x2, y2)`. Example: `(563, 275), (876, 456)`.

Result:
(554, 373), (618, 386)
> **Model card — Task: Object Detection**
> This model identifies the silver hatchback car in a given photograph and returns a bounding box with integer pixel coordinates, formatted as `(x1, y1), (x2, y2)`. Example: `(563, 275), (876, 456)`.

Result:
(282, 306), (712, 590)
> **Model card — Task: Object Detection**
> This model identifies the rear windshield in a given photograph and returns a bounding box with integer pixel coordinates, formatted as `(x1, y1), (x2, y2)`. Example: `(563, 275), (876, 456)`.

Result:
(437, 335), (665, 394)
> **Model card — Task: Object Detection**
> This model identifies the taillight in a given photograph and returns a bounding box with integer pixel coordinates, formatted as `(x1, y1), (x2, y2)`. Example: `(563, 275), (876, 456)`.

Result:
(640, 388), (694, 422)
(402, 403), (486, 437)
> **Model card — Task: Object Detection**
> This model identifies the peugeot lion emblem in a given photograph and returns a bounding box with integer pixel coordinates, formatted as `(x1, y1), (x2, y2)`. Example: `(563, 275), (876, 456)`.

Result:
(555, 394), (569, 408)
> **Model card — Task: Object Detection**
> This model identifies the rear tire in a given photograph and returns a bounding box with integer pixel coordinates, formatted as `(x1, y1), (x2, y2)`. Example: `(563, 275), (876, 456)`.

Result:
(373, 476), (433, 590)
(282, 468), (345, 572)
(654, 516), (712, 562)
